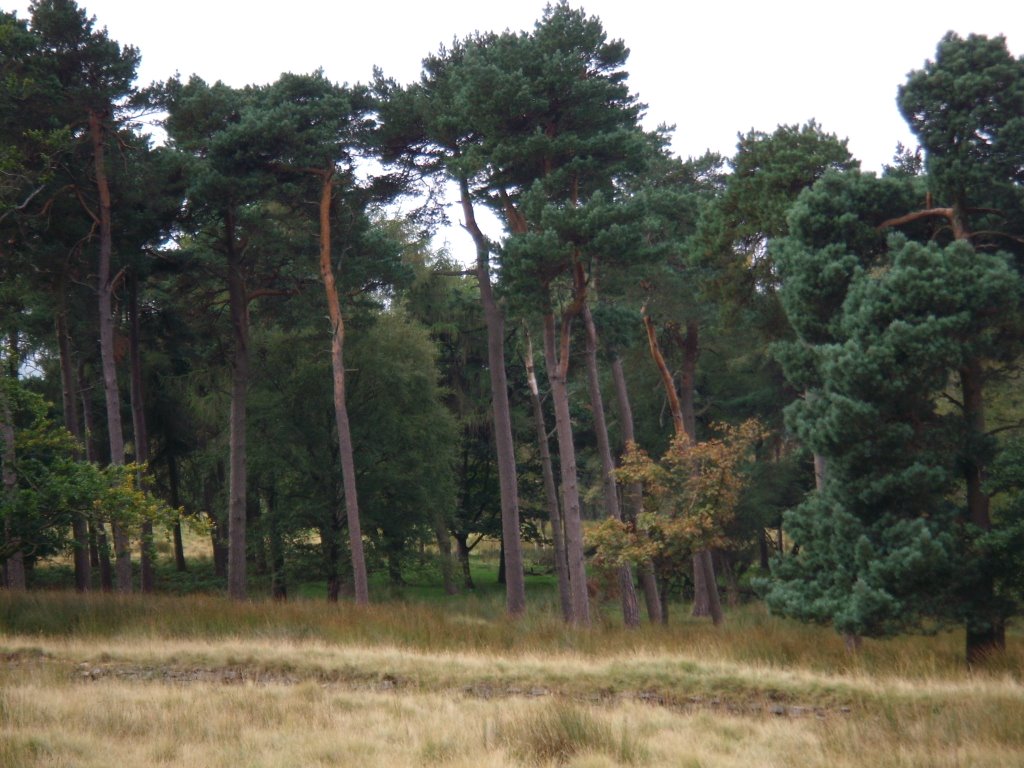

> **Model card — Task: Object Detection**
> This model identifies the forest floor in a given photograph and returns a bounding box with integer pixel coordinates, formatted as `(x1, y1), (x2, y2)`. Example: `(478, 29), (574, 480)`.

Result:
(1, 580), (1023, 767)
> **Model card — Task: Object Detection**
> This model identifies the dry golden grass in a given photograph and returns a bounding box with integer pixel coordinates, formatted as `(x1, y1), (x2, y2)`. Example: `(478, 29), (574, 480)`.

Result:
(1, 591), (1022, 767)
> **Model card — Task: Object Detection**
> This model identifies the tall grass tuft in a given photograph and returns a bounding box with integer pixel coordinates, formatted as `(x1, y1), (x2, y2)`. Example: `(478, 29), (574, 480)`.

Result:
(496, 700), (647, 765)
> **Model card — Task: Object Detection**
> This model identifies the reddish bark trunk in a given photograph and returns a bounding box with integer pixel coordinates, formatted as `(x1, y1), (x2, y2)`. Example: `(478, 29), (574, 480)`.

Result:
(642, 313), (684, 437)
(318, 173), (369, 605)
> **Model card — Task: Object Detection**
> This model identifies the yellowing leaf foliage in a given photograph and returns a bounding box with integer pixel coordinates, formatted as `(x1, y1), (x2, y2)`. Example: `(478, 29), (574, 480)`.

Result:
(590, 419), (764, 576)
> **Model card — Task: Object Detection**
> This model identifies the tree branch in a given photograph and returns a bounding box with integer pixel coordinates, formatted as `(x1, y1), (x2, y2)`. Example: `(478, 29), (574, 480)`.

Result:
(876, 207), (955, 232)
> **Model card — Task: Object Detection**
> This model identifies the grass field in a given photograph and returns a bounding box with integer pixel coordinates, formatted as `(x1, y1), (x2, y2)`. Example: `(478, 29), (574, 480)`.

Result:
(1, 584), (1022, 767)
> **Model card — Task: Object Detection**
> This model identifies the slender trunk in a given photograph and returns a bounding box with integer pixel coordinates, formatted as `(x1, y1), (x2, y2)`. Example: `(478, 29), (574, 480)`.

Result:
(432, 511), (458, 596)
(758, 528), (771, 571)
(460, 178), (526, 616)
(636, 561), (661, 624)
(387, 543), (404, 585)
(678, 319), (699, 442)
(699, 549), (724, 625)
(692, 551), (709, 616)
(659, 573), (671, 624)
(497, 537), (506, 585)
(56, 312), (90, 591)
(167, 454), (187, 572)
(961, 357), (1005, 663)
(95, 522), (113, 592)
(609, 354), (662, 624)
(266, 491), (286, 601)
(805, 391), (827, 492)
(719, 551), (741, 608)
(321, 523), (341, 603)
(524, 324), (572, 621)
(88, 522), (99, 568)
(83, 373), (113, 592)
(813, 453), (827, 492)
(455, 533), (474, 590)
(1, 376), (26, 589)
(226, 208), (248, 600)
(90, 108), (131, 593)
(543, 310), (589, 625)
(128, 271), (155, 593)
(582, 307), (639, 627)
(318, 173), (369, 605)
(208, 465), (228, 579)
(79, 364), (102, 464)
(247, 492), (264, 576)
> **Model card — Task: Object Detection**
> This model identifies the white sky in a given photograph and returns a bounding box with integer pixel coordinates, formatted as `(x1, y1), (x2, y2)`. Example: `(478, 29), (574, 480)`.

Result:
(9, 0), (1021, 256)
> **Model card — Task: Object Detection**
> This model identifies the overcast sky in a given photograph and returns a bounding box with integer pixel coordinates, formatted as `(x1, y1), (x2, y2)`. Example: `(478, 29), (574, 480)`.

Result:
(9, 0), (1021, 254)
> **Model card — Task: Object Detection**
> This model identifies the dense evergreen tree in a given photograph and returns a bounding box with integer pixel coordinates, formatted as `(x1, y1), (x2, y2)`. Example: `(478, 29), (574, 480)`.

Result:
(764, 33), (1024, 661)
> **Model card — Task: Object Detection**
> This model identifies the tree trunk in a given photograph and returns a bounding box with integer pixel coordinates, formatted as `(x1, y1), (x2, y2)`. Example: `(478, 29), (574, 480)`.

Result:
(1, 375), (26, 590)
(455, 533), (475, 590)
(206, 468), (228, 579)
(718, 551), (741, 608)
(460, 178), (526, 617)
(167, 454), (187, 572)
(84, 380), (112, 593)
(88, 522), (99, 568)
(692, 552), (709, 616)
(432, 511), (458, 596)
(699, 549), (724, 625)
(677, 319), (699, 443)
(90, 108), (132, 593)
(320, 523), (341, 603)
(78, 363), (102, 464)
(543, 310), (590, 626)
(317, 173), (369, 606)
(609, 354), (663, 624)
(95, 523), (113, 592)
(523, 324), (572, 622)
(128, 271), (155, 593)
(582, 307), (639, 628)
(225, 208), (249, 601)
(758, 528), (771, 571)
(659, 573), (671, 624)
(81, 366), (108, 589)
(265, 491), (286, 601)
(56, 311), (90, 592)
(497, 537), (506, 585)
(960, 357), (1005, 663)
